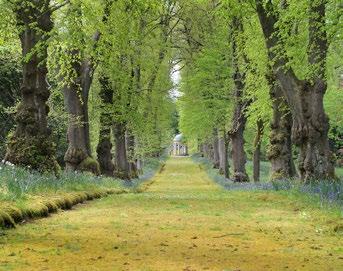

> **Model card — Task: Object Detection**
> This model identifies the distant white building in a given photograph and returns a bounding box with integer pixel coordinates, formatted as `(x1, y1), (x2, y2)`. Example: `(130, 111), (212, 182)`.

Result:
(172, 134), (188, 156)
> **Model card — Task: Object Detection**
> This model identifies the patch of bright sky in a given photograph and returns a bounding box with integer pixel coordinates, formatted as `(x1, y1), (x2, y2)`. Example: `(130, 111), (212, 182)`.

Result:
(170, 63), (183, 100)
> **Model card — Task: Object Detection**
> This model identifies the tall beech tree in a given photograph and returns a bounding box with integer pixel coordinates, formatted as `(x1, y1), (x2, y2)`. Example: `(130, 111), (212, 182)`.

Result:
(218, 130), (229, 178)
(97, 76), (115, 176)
(178, 1), (232, 176)
(212, 129), (220, 169)
(228, 16), (250, 183)
(253, 119), (264, 182)
(92, 0), (177, 179)
(5, 0), (62, 173)
(255, 0), (335, 181)
(60, 2), (112, 174)
(62, 45), (100, 174)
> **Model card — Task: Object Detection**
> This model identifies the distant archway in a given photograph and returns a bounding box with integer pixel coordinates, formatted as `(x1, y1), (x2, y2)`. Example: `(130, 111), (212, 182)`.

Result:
(171, 134), (188, 156)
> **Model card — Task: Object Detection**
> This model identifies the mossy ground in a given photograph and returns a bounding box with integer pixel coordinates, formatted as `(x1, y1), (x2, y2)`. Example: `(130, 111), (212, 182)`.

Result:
(0, 157), (342, 270)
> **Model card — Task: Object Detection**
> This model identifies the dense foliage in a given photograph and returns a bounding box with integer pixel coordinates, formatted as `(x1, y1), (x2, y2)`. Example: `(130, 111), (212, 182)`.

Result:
(0, 0), (341, 182)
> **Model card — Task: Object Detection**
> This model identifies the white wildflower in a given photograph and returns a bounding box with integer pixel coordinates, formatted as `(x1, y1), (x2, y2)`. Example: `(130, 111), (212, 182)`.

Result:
(1, 160), (14, 167)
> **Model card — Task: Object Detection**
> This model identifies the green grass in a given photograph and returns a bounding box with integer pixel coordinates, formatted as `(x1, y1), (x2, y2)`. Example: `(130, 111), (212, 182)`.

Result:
(192, 154), (343, 210)
(0, 157), (164, 201)
(0, 157), (342, 271)
(0, 157), (164, 228)
(0, 165), (123, 201)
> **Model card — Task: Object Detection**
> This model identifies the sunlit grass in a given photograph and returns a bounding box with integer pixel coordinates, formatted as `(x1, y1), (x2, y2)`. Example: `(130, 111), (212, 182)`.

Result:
(0, 157), (164, 202)
(192, 154), (343, 208)
(0, 158), (164, 229)
(0, 157), (342, 271)
(0, 164), (122, 201)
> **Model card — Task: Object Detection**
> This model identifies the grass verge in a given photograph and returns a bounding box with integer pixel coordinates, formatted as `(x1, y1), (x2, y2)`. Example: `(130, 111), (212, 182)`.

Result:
(192, 154), (343, 215)
(0, 156), (165, 229)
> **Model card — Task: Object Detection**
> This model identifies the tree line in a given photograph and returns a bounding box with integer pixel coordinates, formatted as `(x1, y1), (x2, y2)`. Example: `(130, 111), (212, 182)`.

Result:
(178, 0), (342, 182)
(0, 0), (179, 179)
(0, 0), (342, 182)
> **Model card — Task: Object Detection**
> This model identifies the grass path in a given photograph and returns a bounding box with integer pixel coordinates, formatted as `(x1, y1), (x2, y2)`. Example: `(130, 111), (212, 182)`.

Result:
(0, 157), (342, 271)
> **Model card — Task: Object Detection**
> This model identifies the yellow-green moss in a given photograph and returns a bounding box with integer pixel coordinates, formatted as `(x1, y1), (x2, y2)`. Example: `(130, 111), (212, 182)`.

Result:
(78, 157), (100, 175)
(42, 200), (59, 213)
(23, 203), (49, 218)
(0, 210), (16, 228)
(1, 187), (128, 229)
(5, 132), (60, 174)
(2, 206), (23, 223)
(270, 170), (288, 181)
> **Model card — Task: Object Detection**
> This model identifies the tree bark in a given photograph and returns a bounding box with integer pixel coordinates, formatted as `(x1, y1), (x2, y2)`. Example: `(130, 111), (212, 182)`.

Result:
(63, 49), (99, 175)
(253, 119), (264, 182)
(5, 1), (59, 173)
(212, 129), (220, 169)
(96, 76), (115, 176)
(218, 130), (229, 178)
(203, 143), (212, 160)
(137, 159), (144, 174)
(230, 108), (249, 182)
(267, 76), (297, 180)
(113, 122), (130, 179)
(63, 4), (103, 174)
(228, 17), (250, 183)
(256, 0), (335, 181)
(126, 130), (138, 179)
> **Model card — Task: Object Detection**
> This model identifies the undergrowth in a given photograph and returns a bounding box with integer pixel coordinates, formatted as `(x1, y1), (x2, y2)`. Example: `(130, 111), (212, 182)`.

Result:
(192, 154), (343, 210)
(0, 165), (122, 201)
(0, 157), (164, 228)
(0, 156), (165, 201)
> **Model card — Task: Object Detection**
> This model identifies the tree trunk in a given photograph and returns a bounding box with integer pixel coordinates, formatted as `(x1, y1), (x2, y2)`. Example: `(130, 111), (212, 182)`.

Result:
(210, 143), (214, 161)
(256, 0), (335, 181)
(113, 122), (130, 180)
(203, 143), (210, 159)
(152, 107), (163, 157)
(63, 4), (102, 175)
(5, 2), (59, 173)
(228, 16), (249, 183)
(135, 137), (144, 174)
(199, 143), (205, 157)
(253, 119), (264, 182)
(126, 130), (138, 179)
(267, 77), (297, 180)
(137, 159), (144, 174)
(218, 130), (229, 178)
(212, 129), (220, 169)
(96, 76), (115, 176)
(230, 110), (249, 182)
(185, 145), (189, 156)
(63, 50), (99, 175)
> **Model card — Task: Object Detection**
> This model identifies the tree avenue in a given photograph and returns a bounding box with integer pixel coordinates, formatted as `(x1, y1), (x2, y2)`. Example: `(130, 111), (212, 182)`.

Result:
(0, 0), (342, 182)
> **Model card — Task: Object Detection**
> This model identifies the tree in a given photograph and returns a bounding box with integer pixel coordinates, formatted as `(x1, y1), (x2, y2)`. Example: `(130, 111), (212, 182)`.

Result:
(0, 49), (21, 159)
(255, 0), (335, 181)
(97, 76), (115, 176)
(228, 16), (250, 182)
(267, 75), (296, 180)
(4, 0), (61, 173)
(60, 2), (106, 174)
(178, 1), (232, 174)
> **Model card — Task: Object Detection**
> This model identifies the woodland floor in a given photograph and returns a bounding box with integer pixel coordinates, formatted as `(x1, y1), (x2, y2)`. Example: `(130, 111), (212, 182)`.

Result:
(0, 157), (342, 271)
